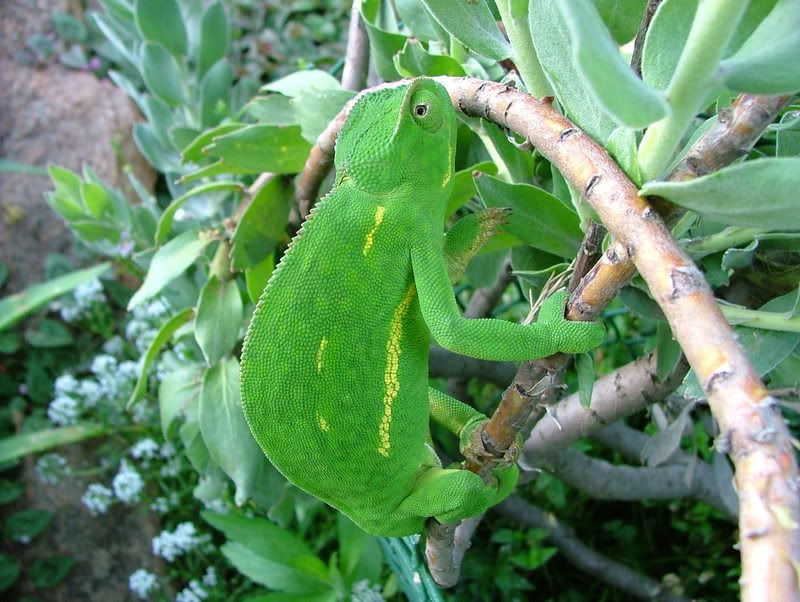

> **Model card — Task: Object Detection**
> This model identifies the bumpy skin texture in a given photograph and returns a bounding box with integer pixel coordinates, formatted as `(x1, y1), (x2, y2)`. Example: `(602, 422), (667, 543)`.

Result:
(240, 79), (604, 536)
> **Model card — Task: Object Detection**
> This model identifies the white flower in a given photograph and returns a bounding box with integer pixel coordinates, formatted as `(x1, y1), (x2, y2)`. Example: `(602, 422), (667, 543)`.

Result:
(36, 453), (69, 484)
(78, 379), (103, 407)
(125, 319), (149, 342)
(152, 522), (209, 562)
(202, 566), (217, 588)
(160, 441), (176, 458)
(119, 360), (140, 381)
(160, 457), (182, 478)
(59, 303), (81, 323)
(113, 460), (144, 503)
(82, 483), (114, 515)
(203, 499), (228, 515)
(102, 335), (125, 356)
(144, 298), (170, 319)
(175, 580), (207, 602)
(74, 278), (105, 307)
(131, 438), (160, 461)
(131, 402), (155, 424)
(48, 395), (80, 426)
(91, 354), (118, 376)
(129, 568), (158, 600)
(54, 374), (79, 396)
(150, 497), (170, 514)
(351, 580), (385, 602)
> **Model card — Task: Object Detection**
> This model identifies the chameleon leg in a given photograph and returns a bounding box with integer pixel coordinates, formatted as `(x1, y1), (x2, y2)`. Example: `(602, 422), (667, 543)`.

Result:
(428, 386), (484, 437)
(443, 208), (510, 283)
(397, 464), (519, 525)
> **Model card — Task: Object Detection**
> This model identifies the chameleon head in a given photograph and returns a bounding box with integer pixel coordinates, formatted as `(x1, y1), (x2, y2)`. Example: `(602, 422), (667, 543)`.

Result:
(334, 77), (457, 197)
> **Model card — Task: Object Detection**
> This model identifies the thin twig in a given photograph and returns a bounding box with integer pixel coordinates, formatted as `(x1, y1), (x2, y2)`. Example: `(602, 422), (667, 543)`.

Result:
(630, 0), (664, 78)
(340, 0), (369, 92)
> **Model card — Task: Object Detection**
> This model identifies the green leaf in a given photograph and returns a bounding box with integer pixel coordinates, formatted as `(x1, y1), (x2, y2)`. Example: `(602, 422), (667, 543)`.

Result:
(361, 0), (407, 81)
(0, 480), (23, 505)
(4, 509), (52, 542)
(575, 352), (594, 408)
(641, 0), (697, 91)
(180, 420), (210, 473)
(777, 112), (800, 157)
(245, 253), (275, 304)
(592, 0), (647, 44)
(606, 127), (642, 184)
(261, 70), (342, 97)
(419, 0), (511, 60)
(656, 322), (683, 380)
(246, 95), (298, 126)
(199, 358), (274, 505)
(127, 307), (193, 409)
(291, 88), (356, 144)
(556, 0), (667, 129)
(200, 59), (233, 128)
(195, 277), (243, 366)
(446, 161), (498, 216)
(242, 592), (337, 602)
(529, 0), (616, 143)
(30, 556), (74, 589)
(140, 41), (187, 106)
(52, 11), (87, 42)
(80, 181), (112, 218)
(142, 94), (175, 148)
(159, 365), (203, 439)
(231, 178), (290, 270)
(134, 122), (181, 173)
(204, 125), (312, 174)
(0, 262), (110, 332)
(204, 511), (330, 592)
(480, 121), (534, 184)
(394, 39), (465, 78)
(135, 0), (187, 56)
(394, 0), (441, 41)
(181, 123), (245, 163)
(156, 181), (243, 245)
(720, 0), (800, 95)
(198, 1), (228, 78)
(337, 514), (382, 585)
(0, 554), (20, 592)
(0, 424), (106, 464)
(128, 229), (214, 309)
(25, 319), (73, 348)
(475, 175), (582, 258)
(639, 159), (800, 231)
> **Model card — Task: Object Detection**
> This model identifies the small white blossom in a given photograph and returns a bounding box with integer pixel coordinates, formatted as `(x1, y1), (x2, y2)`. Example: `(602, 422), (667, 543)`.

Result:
(58, 303), (81, 323)
(91, 354), (118, 376)
(131, 438), (160, 461)
(54, 374), (79, 396)
(152, 522), (209, 562)
(203, 499), (228, 515)
(160, 441), (176, 458)
(175, 580), (207, 602)
(132, 402), (155, 424)
(48, 395), (80, 426)
(102, 335), (125, 356)
(74, 278), (105, 306)
(160, 457), (182, 478)
(36, 453), (69, 484)
(351, 580), (385, 602)
(113, 460), (144, 503)
(82, 483), (114, 515)
(78, 379), (103, 407)
(202, 566), (217, 588)
(129, 568), (158, 600)
(144, 298), (170, 319)
(150, 497), (170, 514)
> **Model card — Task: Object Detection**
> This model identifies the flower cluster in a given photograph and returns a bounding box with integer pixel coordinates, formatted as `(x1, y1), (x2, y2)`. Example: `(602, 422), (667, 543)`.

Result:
(113, 459), (145, 503)
(81, 483), (115, 516)
(351, 579), (385, 602)
(52, 277), (106, 323)
(126, 298), (171, 353)
(175, 579), (208, 602)
(128, 568), (158, 600)
(35, 453), (70, 484)
(152, 522), (211, 563)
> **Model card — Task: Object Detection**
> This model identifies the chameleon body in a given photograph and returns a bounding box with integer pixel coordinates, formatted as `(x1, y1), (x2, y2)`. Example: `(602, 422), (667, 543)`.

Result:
(240, 78), (604, 536)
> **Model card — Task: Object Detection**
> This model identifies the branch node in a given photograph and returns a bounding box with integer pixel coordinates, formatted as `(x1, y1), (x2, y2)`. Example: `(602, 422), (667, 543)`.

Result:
(668, 265), (705, 300)
(584, 174), (602, 197)
(743, 527), (770, 539)
(753, 427), (777, 444)
(559, 127), (578, 141)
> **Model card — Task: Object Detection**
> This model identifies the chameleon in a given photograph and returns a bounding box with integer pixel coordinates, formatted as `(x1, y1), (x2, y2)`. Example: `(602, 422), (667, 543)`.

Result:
(240, 78), (604, 536)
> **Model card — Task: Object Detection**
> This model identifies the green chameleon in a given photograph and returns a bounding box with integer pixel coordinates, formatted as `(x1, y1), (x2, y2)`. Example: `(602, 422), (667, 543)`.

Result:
(240, 78), (604, 536)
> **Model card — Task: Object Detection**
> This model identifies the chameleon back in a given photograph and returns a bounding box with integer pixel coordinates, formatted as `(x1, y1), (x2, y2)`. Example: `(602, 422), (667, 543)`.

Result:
(240, 79), (458, 534)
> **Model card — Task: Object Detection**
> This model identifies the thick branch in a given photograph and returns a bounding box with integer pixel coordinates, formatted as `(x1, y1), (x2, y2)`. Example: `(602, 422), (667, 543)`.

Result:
(498, 496), (688, 602)
(523, 351), (688, 460)
(429, 346), (516, 386)
(340, 0), (369, 92)
(544, 447), (735, 518)
(435, 76), (800, 601)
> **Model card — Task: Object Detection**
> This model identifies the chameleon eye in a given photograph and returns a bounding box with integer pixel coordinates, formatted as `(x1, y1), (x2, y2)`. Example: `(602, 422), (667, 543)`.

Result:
(410, 88), (443, 131)
(414, 104), (428, 117)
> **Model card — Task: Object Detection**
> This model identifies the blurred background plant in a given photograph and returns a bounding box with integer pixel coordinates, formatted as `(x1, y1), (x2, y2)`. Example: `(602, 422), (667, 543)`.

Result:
(1, 0), (799, 600)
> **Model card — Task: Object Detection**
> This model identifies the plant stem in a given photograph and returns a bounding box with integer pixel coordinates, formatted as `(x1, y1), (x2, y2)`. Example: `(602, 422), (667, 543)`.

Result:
(495, 0), (552, 97)
(684, 226), (763, 258)
(637, 0), (750, 180)
(720, 304), (800, 333)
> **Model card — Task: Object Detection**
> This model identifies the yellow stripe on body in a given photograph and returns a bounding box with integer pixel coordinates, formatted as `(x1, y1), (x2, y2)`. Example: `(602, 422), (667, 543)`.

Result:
(362, 205), (386, 255)
(378, 284), (416, 458)
(316, 336), (328, 373)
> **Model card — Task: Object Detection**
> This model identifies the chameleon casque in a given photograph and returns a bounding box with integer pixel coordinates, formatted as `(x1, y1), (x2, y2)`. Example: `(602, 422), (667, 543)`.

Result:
(240, 78), (604, 536)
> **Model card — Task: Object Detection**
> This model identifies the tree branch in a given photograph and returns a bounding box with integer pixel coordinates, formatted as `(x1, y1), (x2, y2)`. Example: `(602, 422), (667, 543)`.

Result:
(630, 0), (663, 78)
(340, 0), (369, 92)
(498, 496), (688, 602)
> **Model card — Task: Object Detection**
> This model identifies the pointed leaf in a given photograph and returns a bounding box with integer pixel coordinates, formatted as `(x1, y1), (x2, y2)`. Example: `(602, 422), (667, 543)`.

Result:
(195, 277), (243, 366)
(198, 1), (228, 78)
(140, 41), (187, 106)
(205, 125), (312, 174)
(135, 0), (187, 56)
(419, 0), (511, 60)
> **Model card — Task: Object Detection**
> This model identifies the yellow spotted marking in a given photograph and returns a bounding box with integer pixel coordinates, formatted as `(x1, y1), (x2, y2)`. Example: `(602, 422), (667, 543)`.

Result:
(316, 336), (328, 373)
(378, 284), (416, 457)
(362, 205), (386, 256)
(316, 412), (330, 432)
(441, 144), (454, 187)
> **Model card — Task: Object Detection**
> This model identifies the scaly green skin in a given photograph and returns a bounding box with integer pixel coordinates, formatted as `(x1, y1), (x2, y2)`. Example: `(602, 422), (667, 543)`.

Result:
(240, 78), (604, 536)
